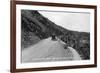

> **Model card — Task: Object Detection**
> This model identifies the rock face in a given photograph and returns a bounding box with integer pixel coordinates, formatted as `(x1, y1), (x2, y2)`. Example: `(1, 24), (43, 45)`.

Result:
(21, 10), (90, 60)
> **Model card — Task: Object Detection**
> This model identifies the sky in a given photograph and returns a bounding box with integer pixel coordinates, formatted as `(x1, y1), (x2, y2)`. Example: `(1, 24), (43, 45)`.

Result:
(39, 11), (90, 32)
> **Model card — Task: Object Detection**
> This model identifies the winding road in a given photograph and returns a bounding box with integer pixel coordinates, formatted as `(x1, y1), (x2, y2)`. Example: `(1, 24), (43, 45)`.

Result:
(22, 37), (81, 63)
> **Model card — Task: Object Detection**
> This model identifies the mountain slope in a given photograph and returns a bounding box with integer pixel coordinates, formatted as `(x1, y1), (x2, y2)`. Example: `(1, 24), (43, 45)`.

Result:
(21, 10), (90, 60)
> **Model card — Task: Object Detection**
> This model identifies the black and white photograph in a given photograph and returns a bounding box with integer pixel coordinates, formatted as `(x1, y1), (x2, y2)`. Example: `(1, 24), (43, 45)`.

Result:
(10, 1), (97, 72)
(21, 10), (90, 63)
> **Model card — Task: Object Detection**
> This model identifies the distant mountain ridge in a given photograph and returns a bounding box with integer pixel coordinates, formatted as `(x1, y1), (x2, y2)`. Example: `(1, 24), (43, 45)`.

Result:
(21, 10), (90, 60)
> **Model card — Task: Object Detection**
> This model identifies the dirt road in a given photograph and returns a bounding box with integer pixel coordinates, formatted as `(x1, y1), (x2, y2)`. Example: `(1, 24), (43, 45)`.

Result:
(22, 37), (81, 63)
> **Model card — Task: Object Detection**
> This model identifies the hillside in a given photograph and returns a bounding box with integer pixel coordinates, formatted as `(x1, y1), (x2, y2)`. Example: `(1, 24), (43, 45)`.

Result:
(21, 10), (90, 60)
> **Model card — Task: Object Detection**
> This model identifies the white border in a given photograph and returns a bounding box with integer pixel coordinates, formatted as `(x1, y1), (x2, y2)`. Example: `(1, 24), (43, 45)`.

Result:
(16, 5), (95, 69)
